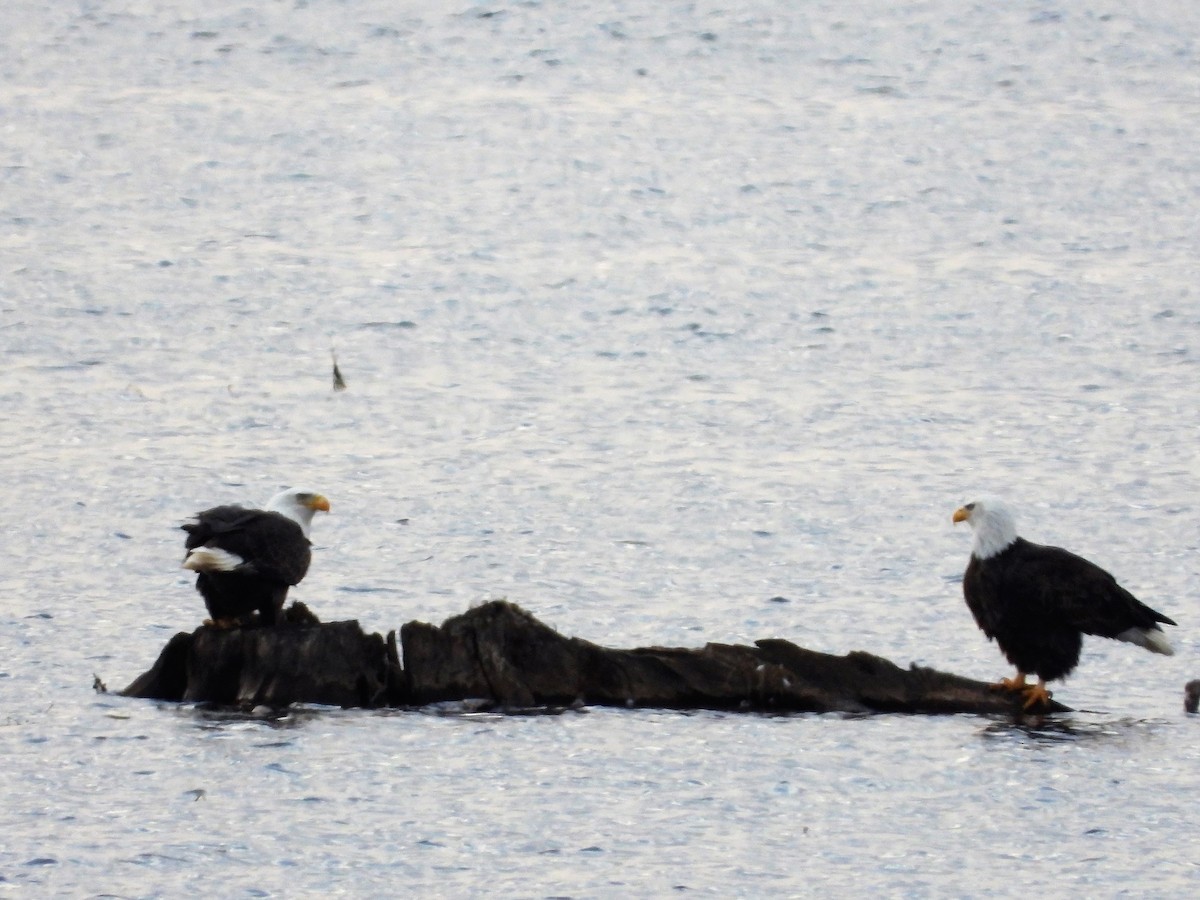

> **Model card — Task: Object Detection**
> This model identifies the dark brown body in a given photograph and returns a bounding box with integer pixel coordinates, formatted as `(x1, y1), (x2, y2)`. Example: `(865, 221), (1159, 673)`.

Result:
(963, 538), (1175, 682)
(183, 505), (311, 626)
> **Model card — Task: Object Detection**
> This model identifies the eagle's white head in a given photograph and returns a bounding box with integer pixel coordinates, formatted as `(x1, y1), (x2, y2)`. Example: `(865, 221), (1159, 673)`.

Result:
(267, 487), (331, 537)
(953, 496), (1017, 559)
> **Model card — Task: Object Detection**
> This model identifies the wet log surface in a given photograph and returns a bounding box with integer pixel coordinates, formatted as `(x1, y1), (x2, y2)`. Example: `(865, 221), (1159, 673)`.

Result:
(121, 599), (1070, 715)
(121, 619), (396, 709)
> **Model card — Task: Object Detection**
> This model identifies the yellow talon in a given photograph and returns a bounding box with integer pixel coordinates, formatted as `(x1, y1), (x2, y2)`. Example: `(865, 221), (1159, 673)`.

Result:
(989, 672), (1052, 710)
(998, 672), (1028, 692)
(1019, 680), (1053, 710)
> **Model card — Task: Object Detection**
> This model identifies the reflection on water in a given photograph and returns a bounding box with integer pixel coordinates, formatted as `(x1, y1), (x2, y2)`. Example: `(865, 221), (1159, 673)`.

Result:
(980, 714), (1176, 746)
(183, 703), (331, 732)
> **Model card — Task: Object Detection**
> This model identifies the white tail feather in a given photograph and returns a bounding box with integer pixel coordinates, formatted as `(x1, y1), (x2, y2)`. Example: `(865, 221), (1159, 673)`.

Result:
(183, 547), (245, 574)
(1116, 626), (1175, 656)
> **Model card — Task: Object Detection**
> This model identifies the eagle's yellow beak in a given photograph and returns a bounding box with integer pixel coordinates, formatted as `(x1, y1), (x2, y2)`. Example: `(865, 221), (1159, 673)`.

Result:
(952, 506), (969, 524)
(309, 494), (331, 513)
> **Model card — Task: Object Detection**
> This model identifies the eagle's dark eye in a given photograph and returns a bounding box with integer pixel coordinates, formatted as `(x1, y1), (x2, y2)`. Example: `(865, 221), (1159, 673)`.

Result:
(965, 502), (976, 511)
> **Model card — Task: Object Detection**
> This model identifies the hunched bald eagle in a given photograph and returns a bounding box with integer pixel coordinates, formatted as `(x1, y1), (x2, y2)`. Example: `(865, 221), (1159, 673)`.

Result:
(953, 497), (1175, 709)
(182, 487), (330, 627)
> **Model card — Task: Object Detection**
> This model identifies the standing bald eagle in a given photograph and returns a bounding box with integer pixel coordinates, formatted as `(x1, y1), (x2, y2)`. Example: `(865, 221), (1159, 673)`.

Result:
(182, 487), (330, 627)
(953, 497), (1176, 709)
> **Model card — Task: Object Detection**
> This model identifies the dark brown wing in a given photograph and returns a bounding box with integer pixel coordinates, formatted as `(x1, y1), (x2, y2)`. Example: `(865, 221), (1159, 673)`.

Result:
(990, 538), (1174, 637)
(182, 505), (311, 586)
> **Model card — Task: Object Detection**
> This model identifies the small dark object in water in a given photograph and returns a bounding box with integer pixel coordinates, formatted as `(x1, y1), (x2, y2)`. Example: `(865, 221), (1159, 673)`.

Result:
(332, 351), (347, 391)
(93, 674), (107, 693)
(1185, 680), (1200, 714)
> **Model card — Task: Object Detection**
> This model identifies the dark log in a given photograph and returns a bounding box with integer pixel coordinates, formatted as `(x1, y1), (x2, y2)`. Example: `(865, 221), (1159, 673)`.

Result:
(122, 620), (392, 709)
(398, 600), (1070, 714)
(122, 599), (1070, 715)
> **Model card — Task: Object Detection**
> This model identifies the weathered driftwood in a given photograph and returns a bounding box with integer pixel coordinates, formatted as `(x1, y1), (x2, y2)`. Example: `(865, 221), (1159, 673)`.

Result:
(121, 619), (397, 709)
(121, 599), (1069, 715)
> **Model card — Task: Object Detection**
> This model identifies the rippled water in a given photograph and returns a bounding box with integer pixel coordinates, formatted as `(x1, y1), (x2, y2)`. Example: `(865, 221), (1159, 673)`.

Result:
(3, 1), (1199, 895)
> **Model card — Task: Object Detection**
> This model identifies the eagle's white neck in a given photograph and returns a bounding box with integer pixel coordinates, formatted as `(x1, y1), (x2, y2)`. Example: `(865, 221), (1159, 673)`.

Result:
(970, 504), (1018, 560)
(266, 490), (317, 537)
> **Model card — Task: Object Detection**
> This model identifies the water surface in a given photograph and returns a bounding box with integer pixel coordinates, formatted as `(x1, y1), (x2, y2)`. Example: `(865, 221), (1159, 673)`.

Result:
(2, 2), (1198, 895)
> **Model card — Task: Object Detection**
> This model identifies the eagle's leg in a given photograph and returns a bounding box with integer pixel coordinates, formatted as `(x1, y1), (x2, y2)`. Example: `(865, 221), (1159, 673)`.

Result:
(259, 586), (289, 627)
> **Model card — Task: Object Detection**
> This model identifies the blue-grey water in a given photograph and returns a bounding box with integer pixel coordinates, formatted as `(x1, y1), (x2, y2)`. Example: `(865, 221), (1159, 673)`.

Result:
(3, 1), (1199, 895)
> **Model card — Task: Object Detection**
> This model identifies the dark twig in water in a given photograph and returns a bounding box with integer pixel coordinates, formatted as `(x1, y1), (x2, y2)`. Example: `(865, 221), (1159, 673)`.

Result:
(331, 350), (347, 392)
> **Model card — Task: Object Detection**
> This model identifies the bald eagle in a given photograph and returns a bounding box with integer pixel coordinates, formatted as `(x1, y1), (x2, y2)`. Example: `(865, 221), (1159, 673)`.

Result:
(953, 497), (1175, 709)
(182, 488), (330, 627)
